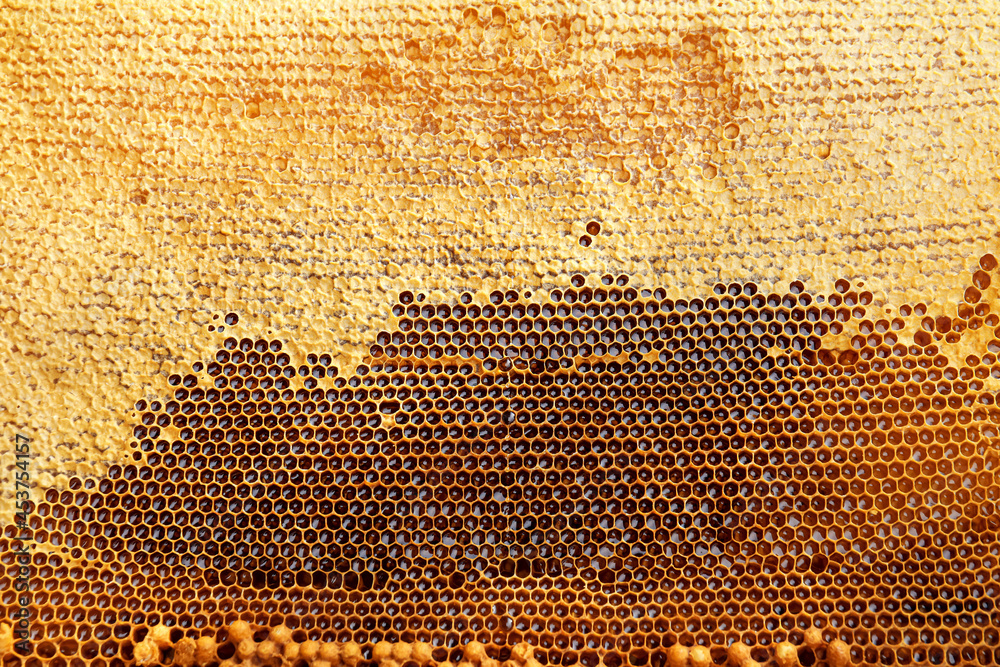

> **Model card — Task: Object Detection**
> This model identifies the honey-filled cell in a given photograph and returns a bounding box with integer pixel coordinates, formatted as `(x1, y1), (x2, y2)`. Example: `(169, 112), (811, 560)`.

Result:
(4, 263), (1000, 667)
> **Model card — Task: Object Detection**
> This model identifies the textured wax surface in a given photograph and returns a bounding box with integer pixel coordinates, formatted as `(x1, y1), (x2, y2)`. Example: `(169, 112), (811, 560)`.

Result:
(2, 0), (1000, 666)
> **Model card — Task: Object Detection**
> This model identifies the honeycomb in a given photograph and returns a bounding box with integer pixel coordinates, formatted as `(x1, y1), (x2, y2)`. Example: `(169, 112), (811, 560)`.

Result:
(5, 260), (1000, 667)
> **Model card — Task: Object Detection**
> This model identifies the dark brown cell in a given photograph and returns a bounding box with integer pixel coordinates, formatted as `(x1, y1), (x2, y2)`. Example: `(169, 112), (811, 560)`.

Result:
(5, 261), (1000, 667)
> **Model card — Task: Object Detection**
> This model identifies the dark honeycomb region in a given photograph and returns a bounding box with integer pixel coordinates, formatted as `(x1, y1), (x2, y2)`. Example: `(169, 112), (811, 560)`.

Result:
(4, 264), (1000, 667)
